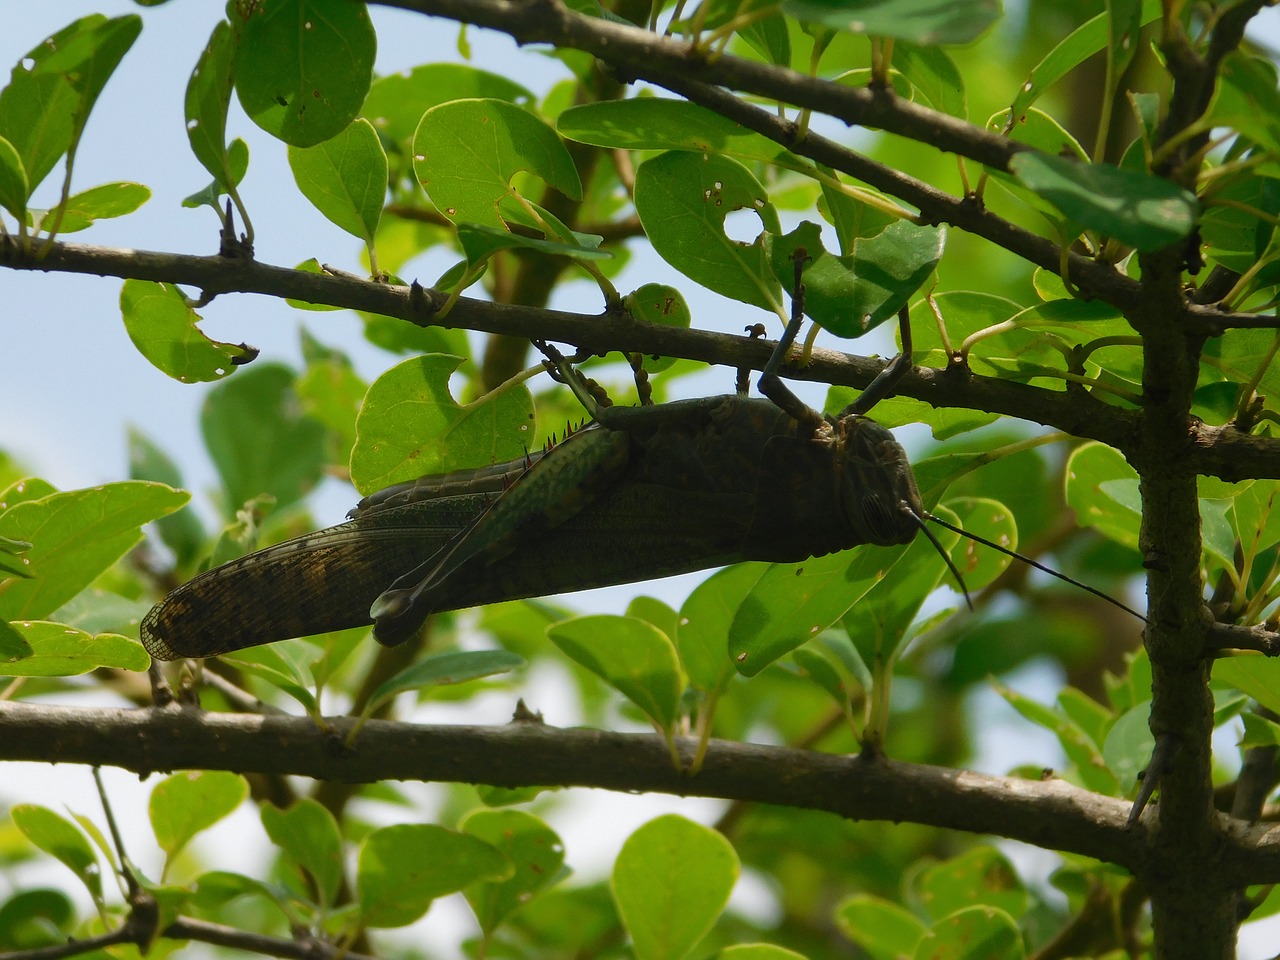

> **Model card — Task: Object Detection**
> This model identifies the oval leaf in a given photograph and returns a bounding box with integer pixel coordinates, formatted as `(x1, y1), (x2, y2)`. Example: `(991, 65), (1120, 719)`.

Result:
(783, 0), (1001, 45)
(288, 117), (387, 243)
(612, 815), (738, 960)
(357, 823), (510, 928)
(366, 648), (525, 713)
(413, 98), (581, 228)
(260, 799), (344, 908)
(349, 353), (535, 495)
(1008, 151), (1198, 251)
(548, 615), (683, 730)
(461, 809), (565, 933)
(634, 151), (782, 312)
(232, 0), (375, 147)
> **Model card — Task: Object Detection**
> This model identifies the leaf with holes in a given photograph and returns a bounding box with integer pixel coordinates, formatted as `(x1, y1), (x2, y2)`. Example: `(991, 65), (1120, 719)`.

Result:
(635, 151), (782, 313)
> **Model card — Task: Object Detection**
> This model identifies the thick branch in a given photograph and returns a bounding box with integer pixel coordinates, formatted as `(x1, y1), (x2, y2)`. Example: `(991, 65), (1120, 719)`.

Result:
(0, 701), (1143, 868)
(8, 236), (1280, 478)
(372, 0), (1024, 171)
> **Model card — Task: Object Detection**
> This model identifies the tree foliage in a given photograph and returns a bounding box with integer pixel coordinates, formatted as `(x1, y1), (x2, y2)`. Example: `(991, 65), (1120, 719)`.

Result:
(3, 1), (1280, 958)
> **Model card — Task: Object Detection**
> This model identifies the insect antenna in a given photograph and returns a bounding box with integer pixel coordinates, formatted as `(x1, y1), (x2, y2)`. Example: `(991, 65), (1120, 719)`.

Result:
(923, 511), (1147, 623)
(909, 512), (975, 611)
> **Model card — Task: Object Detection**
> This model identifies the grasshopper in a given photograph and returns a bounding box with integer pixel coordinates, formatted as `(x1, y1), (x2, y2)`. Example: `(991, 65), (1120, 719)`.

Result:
(141, 262), (1135, 661)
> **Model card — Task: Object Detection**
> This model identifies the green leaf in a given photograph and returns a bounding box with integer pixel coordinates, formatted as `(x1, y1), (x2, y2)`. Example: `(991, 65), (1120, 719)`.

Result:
(1101, 702), (1153, 792)
(365, 649), (525, 714)
(765, 219), (945, 338)
(288, 117), (387, 243)
(917, 847), (1027, 922)
(1008, 152), (1198, 251)
(994, 681), (1119, 796)
(0, 622), (147, 676)
(0, 889), (76, 950)
(232, 0), (376, 147)
(412, 98), (581, 228)
(364, 63), (533, 145)
(1010, 0), (1159, 118)
(349, 353), (534, 495)
(913, 906), (1023, 960)
(0, 620), (31, 661)
(710, 947), (809, 960)
(260, 799), (344, 907)
(20, 15), (141, 191)
(783, 0), (1001, 45)
(201, 363), (328, 517)
(120, 280), (252, 383)
(127, 428), (205, 568)
(730, 541), (919, 678)
(558, 99), (803, 170)
(840, 510), (962, 670)
(612, 815), (738, 960)
(185, 20), (238, 188)
(836, 894), (925, 960)
(0, 480), (188, 620)
(623, 284), (693, 374)
(1239, 711), (1280, 748)
(1208, 54), (1280, 159)
(182, 137), (249, 212)
(461, 809), (565, 933)
(0, 69), (77, 194)
(456, 221), (611, 264)
(11, 806), (103, 907)
(894, 43), (965, 118)
(149, 771), (249, 875)
(38, 181), (150, 233)
(1213, 655), (1280, 717)
(357, 823), (511, 928)
(677, 564), (764, 694)
(1064, 441), (1140, 550)
(634, 151), (782, 313)
(221, 643), (321, 716)
(0, 136), (28, 221)
(548, 615), (683, 731)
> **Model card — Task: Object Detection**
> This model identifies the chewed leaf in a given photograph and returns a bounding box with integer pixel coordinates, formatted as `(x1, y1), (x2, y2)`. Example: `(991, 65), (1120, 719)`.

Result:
(1008, 152), (1199, 251)
(635, 151), (782, 312)
(350, 353), (535, 494)
(121, 280), (253, 383)
(413, 98), (581, 228)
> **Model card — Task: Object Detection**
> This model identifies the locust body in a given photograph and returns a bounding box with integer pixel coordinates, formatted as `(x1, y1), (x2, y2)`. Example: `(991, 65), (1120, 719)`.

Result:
(140, 392), (925, 660)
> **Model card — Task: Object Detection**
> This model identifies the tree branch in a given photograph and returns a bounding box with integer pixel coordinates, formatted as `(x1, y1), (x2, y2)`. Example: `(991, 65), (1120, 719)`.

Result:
(8, 236), (1280, 479)
(0, 701), (1146, 869)
(371, 0), (1025, 171)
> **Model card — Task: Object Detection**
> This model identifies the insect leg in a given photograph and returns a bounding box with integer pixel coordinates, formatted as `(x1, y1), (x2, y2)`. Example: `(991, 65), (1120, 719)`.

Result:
(845, 305), (914, 418)
(757, 248), (826, 429)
